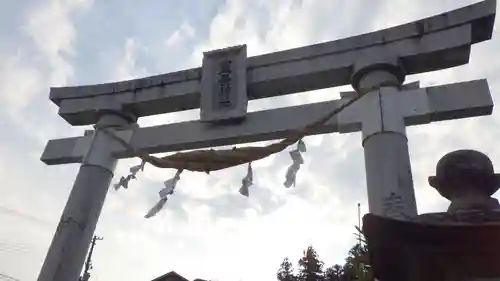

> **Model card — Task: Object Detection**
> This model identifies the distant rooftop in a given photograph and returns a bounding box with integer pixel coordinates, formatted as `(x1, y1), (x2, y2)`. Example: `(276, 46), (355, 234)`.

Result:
(151, 271), (207, 281)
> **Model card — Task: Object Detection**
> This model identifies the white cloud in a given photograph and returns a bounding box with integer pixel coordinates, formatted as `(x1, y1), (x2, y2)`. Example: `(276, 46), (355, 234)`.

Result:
(110, 38), (150, 81)
(0, 0), (94, 140)
(0, 0), (94, 279)
(165, 22), (196, 47)
(0, 52), (42, 113)
(189, 0), (274, 63)
(23, 0), (92, 86)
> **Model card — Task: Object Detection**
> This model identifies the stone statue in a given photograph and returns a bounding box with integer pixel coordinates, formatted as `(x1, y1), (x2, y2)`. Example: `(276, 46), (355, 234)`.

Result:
(362, 149), (500, 281)
(428, 149), (500, 213)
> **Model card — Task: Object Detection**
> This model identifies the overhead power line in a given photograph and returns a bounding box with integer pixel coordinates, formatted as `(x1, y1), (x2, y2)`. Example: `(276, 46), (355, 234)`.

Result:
(0, 272), (20, 281)
(0, 205), (52, 227)
(0, 239), (32, 253)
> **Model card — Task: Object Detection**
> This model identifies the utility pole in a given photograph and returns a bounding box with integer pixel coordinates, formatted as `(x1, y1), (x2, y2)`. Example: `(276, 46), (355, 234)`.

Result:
(357, 203), (361, 246)
(79, 235), (103, 281)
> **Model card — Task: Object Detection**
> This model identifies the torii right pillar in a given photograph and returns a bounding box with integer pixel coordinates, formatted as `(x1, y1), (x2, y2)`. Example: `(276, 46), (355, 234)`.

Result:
(349, 55), (418, 219)
(339, 53), (493, 220)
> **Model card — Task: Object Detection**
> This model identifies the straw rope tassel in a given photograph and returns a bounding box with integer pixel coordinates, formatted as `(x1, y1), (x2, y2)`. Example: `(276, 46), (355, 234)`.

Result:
(144, 169), (183, 218)
(239, 163), (253, 197)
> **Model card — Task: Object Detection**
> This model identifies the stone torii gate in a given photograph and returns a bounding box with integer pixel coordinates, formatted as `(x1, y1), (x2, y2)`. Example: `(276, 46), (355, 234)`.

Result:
(38, 1), (496, 281)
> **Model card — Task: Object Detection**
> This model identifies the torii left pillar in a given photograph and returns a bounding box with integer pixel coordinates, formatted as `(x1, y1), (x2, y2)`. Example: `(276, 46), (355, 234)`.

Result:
(37, 111), (136, 281)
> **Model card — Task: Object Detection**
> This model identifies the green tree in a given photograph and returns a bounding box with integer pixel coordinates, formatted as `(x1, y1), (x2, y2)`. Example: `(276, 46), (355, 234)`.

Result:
(297, 246), (324, 281)
(341, 226), (372, 281)
(276, 227), (373, 281)
(277, 257), (297, 281)
(324, 264), (343, 281)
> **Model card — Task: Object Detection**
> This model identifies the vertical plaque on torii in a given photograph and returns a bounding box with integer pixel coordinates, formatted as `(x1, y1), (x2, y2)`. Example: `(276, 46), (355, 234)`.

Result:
(200, 44), (247, 123)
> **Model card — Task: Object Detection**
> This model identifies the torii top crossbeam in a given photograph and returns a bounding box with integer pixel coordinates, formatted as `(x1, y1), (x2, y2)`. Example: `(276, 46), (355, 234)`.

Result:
(42, 0), (496, 166)
(48, 0), (495, 126)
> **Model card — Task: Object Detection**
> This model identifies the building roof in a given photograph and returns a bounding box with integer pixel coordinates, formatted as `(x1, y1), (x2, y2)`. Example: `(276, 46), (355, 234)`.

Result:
(151, 271), (190, 281)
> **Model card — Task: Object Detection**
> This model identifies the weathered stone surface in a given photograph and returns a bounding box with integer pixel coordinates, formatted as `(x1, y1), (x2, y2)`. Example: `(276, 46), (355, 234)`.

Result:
(47, 0), (495, 125)
(337, 79), (492, 134)
(37, 114), (134, 281)
(200, 45), (247, 123)
(58, 24), (473, 125)
(363, 213), (500, 281)
(429, 149), (500, 213)
(339, 81), (420, 99)
(41, 79), (492, 165)
(363, 133), (417, 219)
(365, 148), (500, 281)
(418, 210), (500, 225)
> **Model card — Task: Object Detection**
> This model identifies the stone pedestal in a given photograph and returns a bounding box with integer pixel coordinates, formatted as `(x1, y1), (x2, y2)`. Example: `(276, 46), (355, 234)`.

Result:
(364, 212), (500, 281)
(363, 150), (500, 281)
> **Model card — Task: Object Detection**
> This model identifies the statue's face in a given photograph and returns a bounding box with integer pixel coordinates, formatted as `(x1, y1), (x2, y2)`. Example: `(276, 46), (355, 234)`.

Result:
(435, 173), (496, 203)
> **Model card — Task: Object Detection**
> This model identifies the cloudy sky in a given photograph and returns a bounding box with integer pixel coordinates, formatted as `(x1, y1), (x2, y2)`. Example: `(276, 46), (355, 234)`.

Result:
(0, 0), (499, 280)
